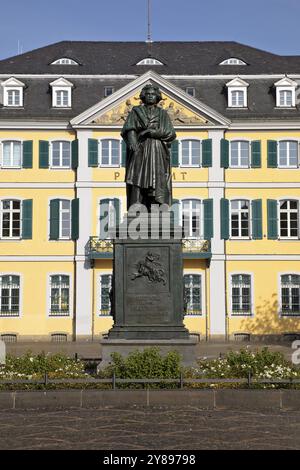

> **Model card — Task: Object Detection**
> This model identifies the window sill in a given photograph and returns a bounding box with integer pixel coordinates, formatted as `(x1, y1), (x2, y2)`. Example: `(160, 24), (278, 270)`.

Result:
(1, 166), (22, 170)
(98, 165), (121, 168)
(0, 237), (22, 241)
(50, 166), (71, 170)
(274, 106), (296, 110)
(231, 313), (253, 317)
(229, 237), (251, 241)
(278, 238), (299, 241)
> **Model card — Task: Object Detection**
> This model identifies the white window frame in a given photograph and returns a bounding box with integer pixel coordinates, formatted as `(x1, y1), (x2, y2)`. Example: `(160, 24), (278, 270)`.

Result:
(53, 88), (71, 107)
(98, 197), (122, 239)
(278, 140), (299, 168)
(279, 272), (300, 317)
(136, 58), (163, 65)
(104, 86), (115, 97)
(1, 78), (25, 107)
(185, 87), (195, 97)
(98, 138), (121, 167)
(51, 58), (78, 65)
(0, 198), (22, 240)
(229, 140), (250, 168)
(47, 273), (72, 318)
(230, 272), (254, 316)
(230, 199), (251, 239)
(0, 273), (21, 318)
(180, 198), (203, 239)
(276, 87), (295, 107)
(220, 58), (247, 65)
(6, 88), (22, 107)
(98, 272), (113, 317)
(50, 140), (72, 169)
(59, 199), (71, 240)
(179, 139), (202, 167)
(0, 140), (22, 168)
(278, 199), (299, 240)
(183, 272), (204, 316)
(229, 87), (247, 107)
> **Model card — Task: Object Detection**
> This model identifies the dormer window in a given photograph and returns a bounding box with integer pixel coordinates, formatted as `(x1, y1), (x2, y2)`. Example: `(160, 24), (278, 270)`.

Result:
(226, 77), (249, 108)
(50, 77), (74, 108)
(219, 58), (247, 65)
(51, 58), (78, 65)
(274, 77), (297, 108)
(136, 58), (163, 65)
(1, 78), (25, 107)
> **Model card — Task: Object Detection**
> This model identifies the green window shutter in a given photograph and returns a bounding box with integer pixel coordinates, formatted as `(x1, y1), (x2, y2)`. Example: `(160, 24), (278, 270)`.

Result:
(171, 140), (179, 167)
(221, 198), (229, 240)
(251, 199), (262, 239)
(267, 199), (278, 239)
(202, 139), (212, 167)
(22, 141), (33, 168)
(49, 199), (60, 240)
(220, 139), (229, 168)
(267, 140), (277, 168)
(71, 198), (79, 240)
(121, 140), (127, 167)
(251, 141), (261, 168)
(172, 198), (180, 226)
(88, 139), (98, 167)
(113, 198), (120, 226)
(71, 139), (78, 169)
(39, 140), (49, 168)
(100, 198), (110, 239)
(203, 198), (213, 240)
(22, 199), (33, 239)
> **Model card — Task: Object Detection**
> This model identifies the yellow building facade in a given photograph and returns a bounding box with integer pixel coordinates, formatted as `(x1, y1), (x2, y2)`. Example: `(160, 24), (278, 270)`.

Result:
(0, 42), (300, 342)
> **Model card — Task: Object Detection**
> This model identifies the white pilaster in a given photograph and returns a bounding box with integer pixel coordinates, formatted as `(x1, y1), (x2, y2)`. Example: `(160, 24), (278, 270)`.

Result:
(208, 129), (227, 338)
(75, 129), (93, 338)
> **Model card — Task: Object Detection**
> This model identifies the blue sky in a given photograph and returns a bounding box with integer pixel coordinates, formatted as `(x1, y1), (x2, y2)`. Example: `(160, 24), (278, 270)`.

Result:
(1, 0), (300, 59)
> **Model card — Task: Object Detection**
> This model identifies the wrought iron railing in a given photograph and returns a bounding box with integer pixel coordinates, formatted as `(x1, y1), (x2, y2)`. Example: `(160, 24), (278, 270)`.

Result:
(88, 237), (211, 258)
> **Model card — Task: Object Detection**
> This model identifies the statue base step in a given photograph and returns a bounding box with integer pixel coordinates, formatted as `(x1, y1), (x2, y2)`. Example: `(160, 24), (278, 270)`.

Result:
(98, 337), (199, 370)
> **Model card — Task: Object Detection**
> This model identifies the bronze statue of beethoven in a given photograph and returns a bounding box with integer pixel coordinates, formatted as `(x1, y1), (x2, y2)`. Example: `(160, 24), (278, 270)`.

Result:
(121, 84), (176, 211)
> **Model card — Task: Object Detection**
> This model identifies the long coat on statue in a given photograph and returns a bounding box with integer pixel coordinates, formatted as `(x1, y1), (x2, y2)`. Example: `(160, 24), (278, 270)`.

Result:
(121, 104), (176, 205)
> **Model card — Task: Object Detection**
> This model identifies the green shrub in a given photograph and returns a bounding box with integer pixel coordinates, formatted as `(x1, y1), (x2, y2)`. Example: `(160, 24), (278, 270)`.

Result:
(99, 347), (182, 388)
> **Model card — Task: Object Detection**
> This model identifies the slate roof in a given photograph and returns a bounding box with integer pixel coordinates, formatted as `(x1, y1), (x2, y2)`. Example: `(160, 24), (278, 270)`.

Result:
(0, 41), (300, 122)
(0, 40), (300, 75)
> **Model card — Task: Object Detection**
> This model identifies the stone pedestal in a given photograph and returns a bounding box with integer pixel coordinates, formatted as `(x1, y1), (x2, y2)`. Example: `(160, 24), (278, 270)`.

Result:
(99, 338), (199, 369)
(101, 212), (198, 367)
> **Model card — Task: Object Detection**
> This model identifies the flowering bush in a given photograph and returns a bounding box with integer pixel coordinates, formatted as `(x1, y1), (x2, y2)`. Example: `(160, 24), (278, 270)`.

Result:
(185, 347), (300, 389)
(0, 351), (87, 380)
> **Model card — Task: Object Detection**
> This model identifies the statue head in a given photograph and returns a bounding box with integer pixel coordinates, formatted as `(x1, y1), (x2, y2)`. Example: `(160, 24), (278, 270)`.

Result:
(139, 84), (162, 105)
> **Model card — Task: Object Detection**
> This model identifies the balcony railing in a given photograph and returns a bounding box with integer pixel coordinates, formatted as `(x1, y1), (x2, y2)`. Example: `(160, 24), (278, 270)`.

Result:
(88, 237), (211, 259)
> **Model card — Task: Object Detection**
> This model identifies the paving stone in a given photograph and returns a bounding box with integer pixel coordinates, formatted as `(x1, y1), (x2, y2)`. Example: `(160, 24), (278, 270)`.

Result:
(0, 407), (300, 450)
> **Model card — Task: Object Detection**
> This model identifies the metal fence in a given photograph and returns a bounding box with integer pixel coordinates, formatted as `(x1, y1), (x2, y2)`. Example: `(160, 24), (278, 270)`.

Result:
(1, 372), (300, 389)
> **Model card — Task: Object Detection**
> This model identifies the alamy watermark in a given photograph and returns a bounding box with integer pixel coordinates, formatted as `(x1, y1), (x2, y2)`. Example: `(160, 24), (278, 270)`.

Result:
(100, 202), (201, 240)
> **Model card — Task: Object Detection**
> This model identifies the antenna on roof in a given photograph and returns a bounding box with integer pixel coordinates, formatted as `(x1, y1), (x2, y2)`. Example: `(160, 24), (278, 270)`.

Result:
(146, 0), (153, 44)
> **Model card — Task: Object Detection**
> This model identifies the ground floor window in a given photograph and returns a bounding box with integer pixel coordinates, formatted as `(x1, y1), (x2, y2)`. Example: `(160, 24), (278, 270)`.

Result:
(0, 275), (20, 316)
(184, 274), (202, 315)
(281, 274), (300, 316)
(231, 274), (252, 315)
(99, 274), (112, 316)
(49, 275), (70, 316)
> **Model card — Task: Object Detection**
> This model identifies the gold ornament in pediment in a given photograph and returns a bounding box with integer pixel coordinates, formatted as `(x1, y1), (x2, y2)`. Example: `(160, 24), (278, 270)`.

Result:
(91, 91), (209, 125)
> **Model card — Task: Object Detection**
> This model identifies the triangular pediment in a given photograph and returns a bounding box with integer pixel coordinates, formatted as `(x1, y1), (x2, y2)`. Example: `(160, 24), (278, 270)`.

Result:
(226, 77), (249, 87)
(71, 71), (230, 127)
(1, 77), (25, 87)
(274, 76), (297, 87)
